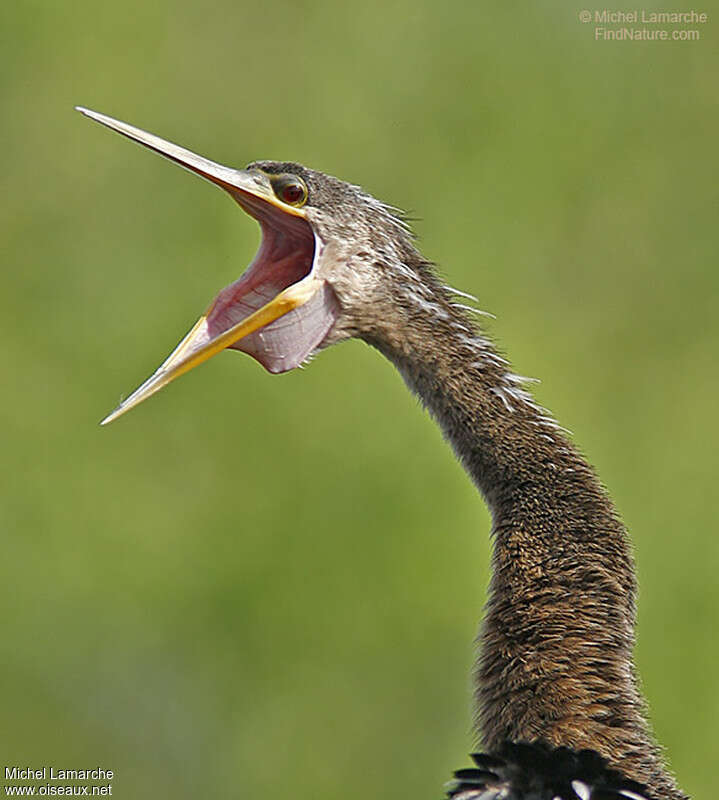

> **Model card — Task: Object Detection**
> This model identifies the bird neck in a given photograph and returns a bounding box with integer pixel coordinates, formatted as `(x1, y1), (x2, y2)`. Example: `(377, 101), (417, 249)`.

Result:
(364, 283), (684, 800)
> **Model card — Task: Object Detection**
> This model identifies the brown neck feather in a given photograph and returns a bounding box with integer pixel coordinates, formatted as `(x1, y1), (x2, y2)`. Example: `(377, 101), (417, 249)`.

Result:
(364, 278), (685, 800)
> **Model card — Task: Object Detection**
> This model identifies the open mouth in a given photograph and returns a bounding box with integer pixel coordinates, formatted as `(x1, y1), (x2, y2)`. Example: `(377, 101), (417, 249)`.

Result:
(202, 196), (338, 375)
(76, 107), (340, 424)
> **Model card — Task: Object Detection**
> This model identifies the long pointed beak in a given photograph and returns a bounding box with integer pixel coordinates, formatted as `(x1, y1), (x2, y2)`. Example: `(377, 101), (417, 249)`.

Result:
(99, 277), (320, 425)
(77, 107), (320, 424)
(75, 106), (305, 216)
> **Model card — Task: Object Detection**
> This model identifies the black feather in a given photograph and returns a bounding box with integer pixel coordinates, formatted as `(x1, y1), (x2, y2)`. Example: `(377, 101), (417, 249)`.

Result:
(447, 742), (652, 800)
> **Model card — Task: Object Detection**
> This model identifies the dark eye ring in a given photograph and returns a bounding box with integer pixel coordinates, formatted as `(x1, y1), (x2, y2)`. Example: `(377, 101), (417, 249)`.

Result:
(271, 175), (308, 207)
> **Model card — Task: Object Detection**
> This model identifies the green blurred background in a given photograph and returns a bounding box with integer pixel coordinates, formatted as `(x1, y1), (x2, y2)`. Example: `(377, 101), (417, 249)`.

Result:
(2, 1), (717, 797)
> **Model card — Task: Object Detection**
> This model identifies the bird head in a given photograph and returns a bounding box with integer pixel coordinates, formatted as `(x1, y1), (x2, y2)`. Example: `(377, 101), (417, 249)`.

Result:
(77, 109), (420, 424)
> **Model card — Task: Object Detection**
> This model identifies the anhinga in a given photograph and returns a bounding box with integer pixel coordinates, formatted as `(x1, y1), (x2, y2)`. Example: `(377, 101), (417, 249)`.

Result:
(77, 107), (687, 800)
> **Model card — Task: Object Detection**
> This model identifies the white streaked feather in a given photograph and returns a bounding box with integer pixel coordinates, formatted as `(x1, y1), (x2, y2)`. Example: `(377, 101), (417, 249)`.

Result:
(453, 302), (497, 319)
(488, 387), (515, 413)
(443, 284), (479, 303)
(571, 784), (591, 800)
(400, 277), (568, 435)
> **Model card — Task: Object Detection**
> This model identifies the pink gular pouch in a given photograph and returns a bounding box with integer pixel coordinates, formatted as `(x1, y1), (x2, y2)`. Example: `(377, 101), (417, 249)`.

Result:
(76, 107), (340, 424)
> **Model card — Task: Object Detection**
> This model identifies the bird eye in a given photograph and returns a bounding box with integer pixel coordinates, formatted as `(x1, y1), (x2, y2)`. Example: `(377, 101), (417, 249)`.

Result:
(271, 175), (308, 207)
